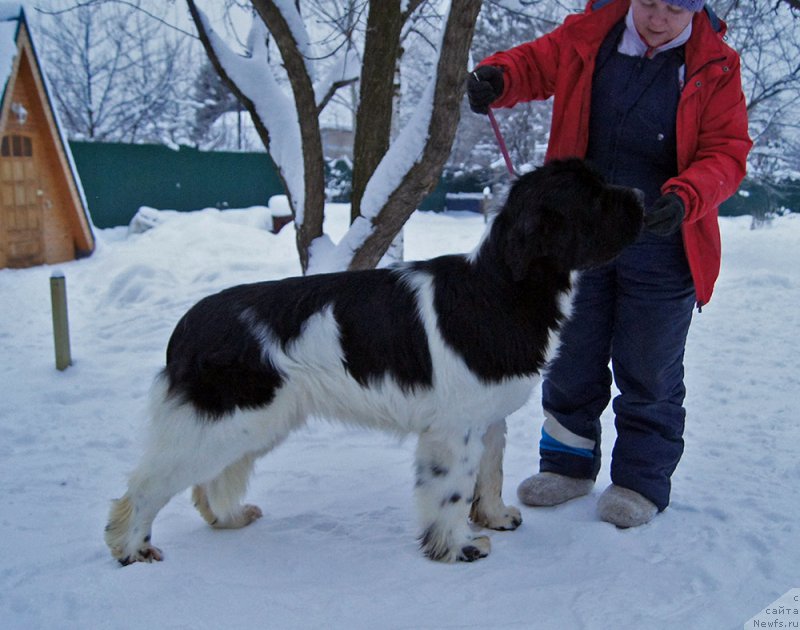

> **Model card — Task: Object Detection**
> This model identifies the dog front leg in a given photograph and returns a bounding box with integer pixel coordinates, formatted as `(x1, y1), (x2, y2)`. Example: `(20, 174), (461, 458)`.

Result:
(414, 428), (489, 562)
(470, 419), (522, 531)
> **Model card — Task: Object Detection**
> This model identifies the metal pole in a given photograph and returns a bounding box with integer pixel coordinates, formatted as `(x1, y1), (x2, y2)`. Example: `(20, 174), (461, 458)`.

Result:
(50, 271), (72, 370)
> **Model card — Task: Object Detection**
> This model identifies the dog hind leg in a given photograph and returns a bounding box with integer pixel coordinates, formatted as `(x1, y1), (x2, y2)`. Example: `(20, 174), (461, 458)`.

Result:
(106, 437), (258, 565)
(192, 453), (263, 529)
(105, 382), (266, 565)
(415, 428), (490, 562)
(105, 464), (188, 566)
(470, 419), (522, 531)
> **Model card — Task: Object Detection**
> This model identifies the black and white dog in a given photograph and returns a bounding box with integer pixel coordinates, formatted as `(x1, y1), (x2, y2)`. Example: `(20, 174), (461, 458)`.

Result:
(105, 159), (643, 565)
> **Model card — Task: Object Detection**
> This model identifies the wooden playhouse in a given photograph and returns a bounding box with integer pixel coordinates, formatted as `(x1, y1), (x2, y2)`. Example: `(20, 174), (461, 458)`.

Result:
(0, 5), (94, 269)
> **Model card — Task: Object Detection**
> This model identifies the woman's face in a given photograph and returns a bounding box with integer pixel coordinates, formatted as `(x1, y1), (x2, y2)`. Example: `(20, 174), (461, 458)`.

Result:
(632, 0), (695, 48)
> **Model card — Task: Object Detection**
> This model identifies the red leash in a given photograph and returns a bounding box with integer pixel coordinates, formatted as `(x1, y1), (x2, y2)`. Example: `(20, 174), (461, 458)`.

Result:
(487, 108), (516, 178)
(473, 72), (516, 178)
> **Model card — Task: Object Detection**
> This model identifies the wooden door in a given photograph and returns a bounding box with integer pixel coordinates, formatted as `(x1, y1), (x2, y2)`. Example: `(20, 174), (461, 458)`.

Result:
(1, 134), (44, 267)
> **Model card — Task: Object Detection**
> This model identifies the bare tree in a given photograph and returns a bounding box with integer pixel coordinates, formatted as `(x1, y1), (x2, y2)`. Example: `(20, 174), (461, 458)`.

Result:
(187, 0), (482, 273)
(37, 2), (194, 145)
(717, 0), (800, 181)
(190, 59), (268, 151)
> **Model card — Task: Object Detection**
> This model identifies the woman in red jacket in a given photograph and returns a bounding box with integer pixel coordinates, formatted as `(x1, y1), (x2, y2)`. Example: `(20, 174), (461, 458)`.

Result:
(468, 0), (751, 527)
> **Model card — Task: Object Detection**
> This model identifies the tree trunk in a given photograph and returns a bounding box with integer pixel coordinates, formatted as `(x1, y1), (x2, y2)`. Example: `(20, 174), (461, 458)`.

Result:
(252, 0), (325, 273)
(348, 0), (483, 270)
(350, 2), (403, 225)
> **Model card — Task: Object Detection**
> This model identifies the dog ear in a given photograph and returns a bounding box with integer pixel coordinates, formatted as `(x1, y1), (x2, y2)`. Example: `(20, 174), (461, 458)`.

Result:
(503, 193), (577, 280)
(505, 203), (578, 280)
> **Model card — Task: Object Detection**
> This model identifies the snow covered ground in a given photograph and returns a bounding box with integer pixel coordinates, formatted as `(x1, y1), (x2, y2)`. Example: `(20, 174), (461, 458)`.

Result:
(0, 203), (798, 629)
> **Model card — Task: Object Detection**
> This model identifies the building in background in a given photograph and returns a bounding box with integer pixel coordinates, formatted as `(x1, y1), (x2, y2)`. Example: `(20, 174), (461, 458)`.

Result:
(0, 5), (94, 269)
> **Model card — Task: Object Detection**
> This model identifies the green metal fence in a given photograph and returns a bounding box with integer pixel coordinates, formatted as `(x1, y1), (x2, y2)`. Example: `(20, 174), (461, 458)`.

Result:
(69, 142), (284, 229)
(69, 141), (797, 228)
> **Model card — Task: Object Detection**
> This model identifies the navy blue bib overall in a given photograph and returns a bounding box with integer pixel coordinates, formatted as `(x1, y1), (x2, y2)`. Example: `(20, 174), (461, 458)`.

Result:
(538, 21), (697, 511)
(586, 20), (681, 208)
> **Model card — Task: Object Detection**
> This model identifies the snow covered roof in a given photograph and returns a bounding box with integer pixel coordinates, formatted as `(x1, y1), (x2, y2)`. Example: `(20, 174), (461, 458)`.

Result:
(0, 4), (22, 97)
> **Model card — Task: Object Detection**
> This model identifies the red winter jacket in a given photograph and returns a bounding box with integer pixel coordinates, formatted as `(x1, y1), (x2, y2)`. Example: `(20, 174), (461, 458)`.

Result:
(480, 0), (752, 306)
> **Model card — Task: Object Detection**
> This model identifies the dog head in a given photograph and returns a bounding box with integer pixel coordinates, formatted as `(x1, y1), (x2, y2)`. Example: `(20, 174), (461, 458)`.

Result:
(498, 159), (644, 281)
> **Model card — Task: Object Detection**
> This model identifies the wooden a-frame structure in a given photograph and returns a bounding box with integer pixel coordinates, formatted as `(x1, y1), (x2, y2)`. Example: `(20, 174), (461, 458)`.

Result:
(0, 5), (94, 269)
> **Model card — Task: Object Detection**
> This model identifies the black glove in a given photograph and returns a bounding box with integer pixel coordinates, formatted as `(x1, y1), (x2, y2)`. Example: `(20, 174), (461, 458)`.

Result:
(645, 193), (685, 236)
(467, 66), (504, 115)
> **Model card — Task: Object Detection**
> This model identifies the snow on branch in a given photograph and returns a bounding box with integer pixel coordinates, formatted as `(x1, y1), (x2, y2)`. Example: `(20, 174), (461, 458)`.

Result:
(271, 0), (313, 77)
(309, 79), (436, 273)
(190, 3), (305, 220)
(307, 4), (455, 274)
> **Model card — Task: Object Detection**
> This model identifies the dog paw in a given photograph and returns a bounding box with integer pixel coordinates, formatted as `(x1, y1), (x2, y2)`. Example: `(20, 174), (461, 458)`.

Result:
(487, 506), (523, 531)
(420, 526), (492, 562)
(114, 542), (164, 566)
(458, 535), (491, 562)
(213, 504), (263, 530)
(471, 504), (523, 531)
(241, 504), (263, 523)
(193, 485), (263, 530)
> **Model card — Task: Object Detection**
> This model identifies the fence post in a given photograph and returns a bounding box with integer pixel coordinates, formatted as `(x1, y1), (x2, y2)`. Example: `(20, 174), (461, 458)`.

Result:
(482, 187), (492, 223)
(50, 271), (72, 370)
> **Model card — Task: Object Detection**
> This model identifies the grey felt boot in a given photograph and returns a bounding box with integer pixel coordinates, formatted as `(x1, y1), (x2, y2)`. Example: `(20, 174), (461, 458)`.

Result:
(596, 484), (658, 528)
(516, 472), (594, 507)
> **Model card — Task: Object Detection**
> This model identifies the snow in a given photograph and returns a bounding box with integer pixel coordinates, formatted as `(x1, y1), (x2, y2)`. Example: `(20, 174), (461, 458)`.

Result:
(195, 7), (305, 223)
(192, 1), (363, 231)
(357, 76), (437, 222)
(0, 24), (16, 91)
(308, 5), (453, 273)
(1, 205), (799, 629)
(0, 4), (21, 111)
(0, 1), (20, 21)
(272, 0), (313, 77)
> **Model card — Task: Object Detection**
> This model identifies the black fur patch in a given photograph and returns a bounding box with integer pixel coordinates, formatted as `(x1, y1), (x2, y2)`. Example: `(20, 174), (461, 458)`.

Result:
(419, 525), (448, 562)
(430, 465), (448, 477)
(165, 270), (433, 419)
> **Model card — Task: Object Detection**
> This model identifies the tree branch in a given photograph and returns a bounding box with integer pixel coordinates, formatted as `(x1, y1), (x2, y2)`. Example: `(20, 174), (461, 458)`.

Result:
(252, 0), (326, 273)
(186, 0), (272, 152)
(348, 0), (484, 270)
(350, 1), (403, 223)
(317, 77), (359, 115)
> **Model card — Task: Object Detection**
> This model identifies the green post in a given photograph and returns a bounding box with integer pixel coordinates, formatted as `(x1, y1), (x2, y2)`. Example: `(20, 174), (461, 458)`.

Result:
(50, 271), (72, 370)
